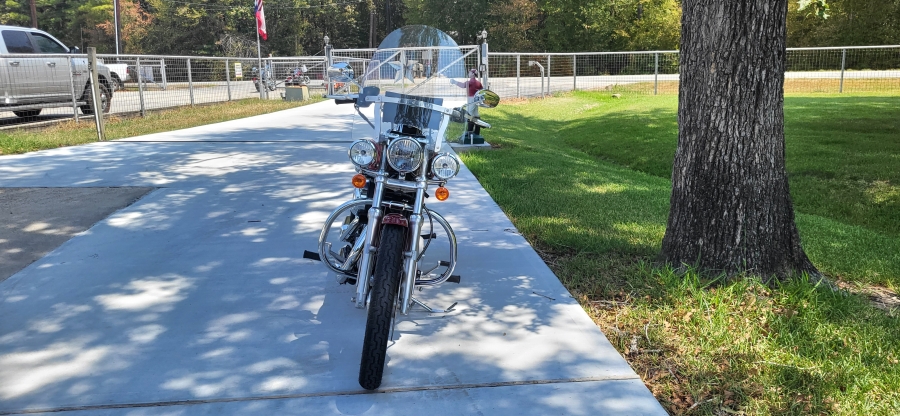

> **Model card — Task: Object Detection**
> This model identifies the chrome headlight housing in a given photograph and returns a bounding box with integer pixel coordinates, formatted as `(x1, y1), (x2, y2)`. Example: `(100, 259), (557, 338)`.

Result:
(430, 153), (461, 180)
(349, 139), (378, 169)
(387, 138), (424, 173)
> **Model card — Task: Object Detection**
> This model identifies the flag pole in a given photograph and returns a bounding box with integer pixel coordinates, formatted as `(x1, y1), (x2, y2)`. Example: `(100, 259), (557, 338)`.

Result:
(257, 27), (264, 99)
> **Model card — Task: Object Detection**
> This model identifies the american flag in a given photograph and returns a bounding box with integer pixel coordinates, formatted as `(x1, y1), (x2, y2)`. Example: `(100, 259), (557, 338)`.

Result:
(254, 0), (267, 40)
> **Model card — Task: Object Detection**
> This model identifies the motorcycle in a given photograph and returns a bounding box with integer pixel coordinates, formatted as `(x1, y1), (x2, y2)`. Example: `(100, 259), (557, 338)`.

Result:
(303, 25), (500, 390)
(251, 65), (276, 92)
(254, 65), (311, 91)
(284, 65), (311, 86)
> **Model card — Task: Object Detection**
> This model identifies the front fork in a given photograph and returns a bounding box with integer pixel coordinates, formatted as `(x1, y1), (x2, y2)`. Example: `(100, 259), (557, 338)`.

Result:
(354, 172), (426, 316)
(354, 174), (385, 309)
(399, 184), (427, 315)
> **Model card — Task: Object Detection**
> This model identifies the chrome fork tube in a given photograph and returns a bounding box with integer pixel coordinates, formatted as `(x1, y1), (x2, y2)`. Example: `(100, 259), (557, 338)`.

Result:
(399, 166), (428, 315)
(355, 173), (386, 309)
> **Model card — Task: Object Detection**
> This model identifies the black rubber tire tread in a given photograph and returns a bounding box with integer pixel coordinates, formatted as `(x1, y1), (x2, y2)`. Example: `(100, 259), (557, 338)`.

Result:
(13, 109), (41, 118)
(80, 82), (112, 115)
(358, 224), (406, 390)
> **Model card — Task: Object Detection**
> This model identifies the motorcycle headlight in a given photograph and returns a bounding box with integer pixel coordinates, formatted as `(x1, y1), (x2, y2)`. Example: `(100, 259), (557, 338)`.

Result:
(349, 140), (378, 168)
(387, 138), (424, 173)
(430, 153), (461, 180)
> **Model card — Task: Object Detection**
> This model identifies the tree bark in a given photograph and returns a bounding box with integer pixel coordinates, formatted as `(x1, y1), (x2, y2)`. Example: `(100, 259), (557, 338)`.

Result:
(660, 0), (819, 280)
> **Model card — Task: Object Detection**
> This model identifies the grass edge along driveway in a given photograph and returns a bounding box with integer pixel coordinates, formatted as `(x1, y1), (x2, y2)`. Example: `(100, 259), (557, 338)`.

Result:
(461, 91), (900, 415)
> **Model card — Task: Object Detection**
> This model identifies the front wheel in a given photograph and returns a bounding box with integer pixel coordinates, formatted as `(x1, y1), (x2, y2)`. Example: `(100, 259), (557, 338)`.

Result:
(359, 224), (406, 390)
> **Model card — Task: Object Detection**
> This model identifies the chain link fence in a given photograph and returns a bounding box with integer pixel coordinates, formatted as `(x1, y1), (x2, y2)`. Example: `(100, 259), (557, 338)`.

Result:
(490, 45), (900, 98)
(1, 52), (326, 127)
(0, 52), (101, 123)
(96, 54), (327, 116)
(2, 45), (897, 128)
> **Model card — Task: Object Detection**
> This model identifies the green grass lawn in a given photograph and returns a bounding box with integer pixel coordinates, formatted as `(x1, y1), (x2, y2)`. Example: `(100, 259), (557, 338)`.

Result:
(462, 91), (900, 415)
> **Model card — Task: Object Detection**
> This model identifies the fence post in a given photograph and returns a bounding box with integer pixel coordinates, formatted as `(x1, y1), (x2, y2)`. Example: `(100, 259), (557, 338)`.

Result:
(67, 56), (79, 123)
(325, 37), (333, 96)
(226, 58), (232, 101)
(839, 48), (846, 93)
(654, 52), (659, 95)
(547, 55), (551, 96)
(137, 56), (146, 116)
(87, 47), (105, 141)
(516, 54), (521, 98)
(160, 58), (167, 90)
(573, 54), (577, 91)
(481, 32), (489, 89)
(187, 58), (195, 106)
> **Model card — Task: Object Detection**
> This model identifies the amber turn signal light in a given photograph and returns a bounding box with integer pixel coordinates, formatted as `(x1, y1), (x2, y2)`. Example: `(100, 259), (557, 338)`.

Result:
(435, 187), (450, 201)
(352, 174), (367, 188)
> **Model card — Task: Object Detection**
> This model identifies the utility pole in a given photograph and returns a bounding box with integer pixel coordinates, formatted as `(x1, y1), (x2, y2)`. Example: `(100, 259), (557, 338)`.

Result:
(114, 0), (122, 54)
(385, 0), (391, 33)
(30, 0), (38, 28)
(369, 10), (375, 48)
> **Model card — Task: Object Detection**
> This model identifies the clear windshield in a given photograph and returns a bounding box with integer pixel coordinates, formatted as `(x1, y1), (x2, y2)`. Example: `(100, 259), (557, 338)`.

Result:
(347, 26), (473, 149)
(360, 25), (468, 100)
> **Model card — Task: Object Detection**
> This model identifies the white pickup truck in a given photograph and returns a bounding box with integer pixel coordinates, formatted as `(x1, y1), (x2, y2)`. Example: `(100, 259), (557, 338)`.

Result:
(99, 60), (128, 91)
(0, 24), (114, 117)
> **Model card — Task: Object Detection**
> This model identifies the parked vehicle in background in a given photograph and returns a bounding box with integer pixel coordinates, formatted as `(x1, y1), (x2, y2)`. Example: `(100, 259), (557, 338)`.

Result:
(99, 60), (129, 91)
(0, 24), (113, 117)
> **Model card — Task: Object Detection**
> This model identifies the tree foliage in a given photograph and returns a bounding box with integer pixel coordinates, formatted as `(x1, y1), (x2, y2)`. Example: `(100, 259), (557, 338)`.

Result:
(788, 0), (900, 46)
(0, 0), (897, 56)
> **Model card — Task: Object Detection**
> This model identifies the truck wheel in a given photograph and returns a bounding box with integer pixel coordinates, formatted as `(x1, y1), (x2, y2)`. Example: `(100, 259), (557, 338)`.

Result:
(80, 82), (112, 115)
(112, 74), (125, 91)
(13, 109), (41, 118)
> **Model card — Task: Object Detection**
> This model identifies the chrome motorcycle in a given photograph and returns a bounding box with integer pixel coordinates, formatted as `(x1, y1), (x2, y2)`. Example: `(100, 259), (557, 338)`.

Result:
(303, 26), (499, 390)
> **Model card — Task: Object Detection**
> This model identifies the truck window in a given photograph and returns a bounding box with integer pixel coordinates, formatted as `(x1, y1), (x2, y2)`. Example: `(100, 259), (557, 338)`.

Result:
(31, 33), (68, 54)
(2, 30), (35, 53)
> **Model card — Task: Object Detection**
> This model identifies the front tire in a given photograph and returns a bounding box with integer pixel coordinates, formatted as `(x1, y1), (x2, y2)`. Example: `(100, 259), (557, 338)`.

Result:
(359, 224), (406, 390)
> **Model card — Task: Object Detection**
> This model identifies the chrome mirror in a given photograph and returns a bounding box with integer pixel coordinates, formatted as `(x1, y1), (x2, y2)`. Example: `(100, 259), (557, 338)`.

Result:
(475, 89), (500, 108)
(327, 62), (356, 83)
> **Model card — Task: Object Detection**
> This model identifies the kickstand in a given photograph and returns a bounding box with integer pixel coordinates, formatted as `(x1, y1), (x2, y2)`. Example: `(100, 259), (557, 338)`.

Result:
(412, 297), (457, 313)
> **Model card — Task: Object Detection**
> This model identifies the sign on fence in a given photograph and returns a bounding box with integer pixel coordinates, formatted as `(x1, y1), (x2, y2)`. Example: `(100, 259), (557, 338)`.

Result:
(235, 63), (243, 79)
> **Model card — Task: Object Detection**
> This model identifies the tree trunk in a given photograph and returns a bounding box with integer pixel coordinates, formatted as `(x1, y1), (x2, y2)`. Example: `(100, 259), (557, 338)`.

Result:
(660, 0), (819, 280)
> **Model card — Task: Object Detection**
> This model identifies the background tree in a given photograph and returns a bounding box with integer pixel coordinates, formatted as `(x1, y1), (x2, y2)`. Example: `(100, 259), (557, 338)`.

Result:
(484, 0), (540, 52)
(660, 0), (820, 280)
(0, 1), (32, 27)
(95, 0), (152, 54)
(788, 0), (900, 47)
(404, 0), (489, 45)
(539, 0), (680, 52)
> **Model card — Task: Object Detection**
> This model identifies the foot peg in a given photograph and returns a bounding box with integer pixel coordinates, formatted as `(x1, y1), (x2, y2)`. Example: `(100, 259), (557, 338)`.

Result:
(447, 275), (461, 283)
(303, 250), (321, 261)
(412, 297), (457, 313)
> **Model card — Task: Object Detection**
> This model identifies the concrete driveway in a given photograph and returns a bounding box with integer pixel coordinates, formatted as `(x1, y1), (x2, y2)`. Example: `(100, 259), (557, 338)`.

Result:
(0, 101), (665, 415)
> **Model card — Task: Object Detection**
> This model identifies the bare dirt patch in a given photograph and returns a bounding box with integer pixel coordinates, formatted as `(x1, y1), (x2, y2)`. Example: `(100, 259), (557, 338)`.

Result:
(0, 187), (154, 282)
